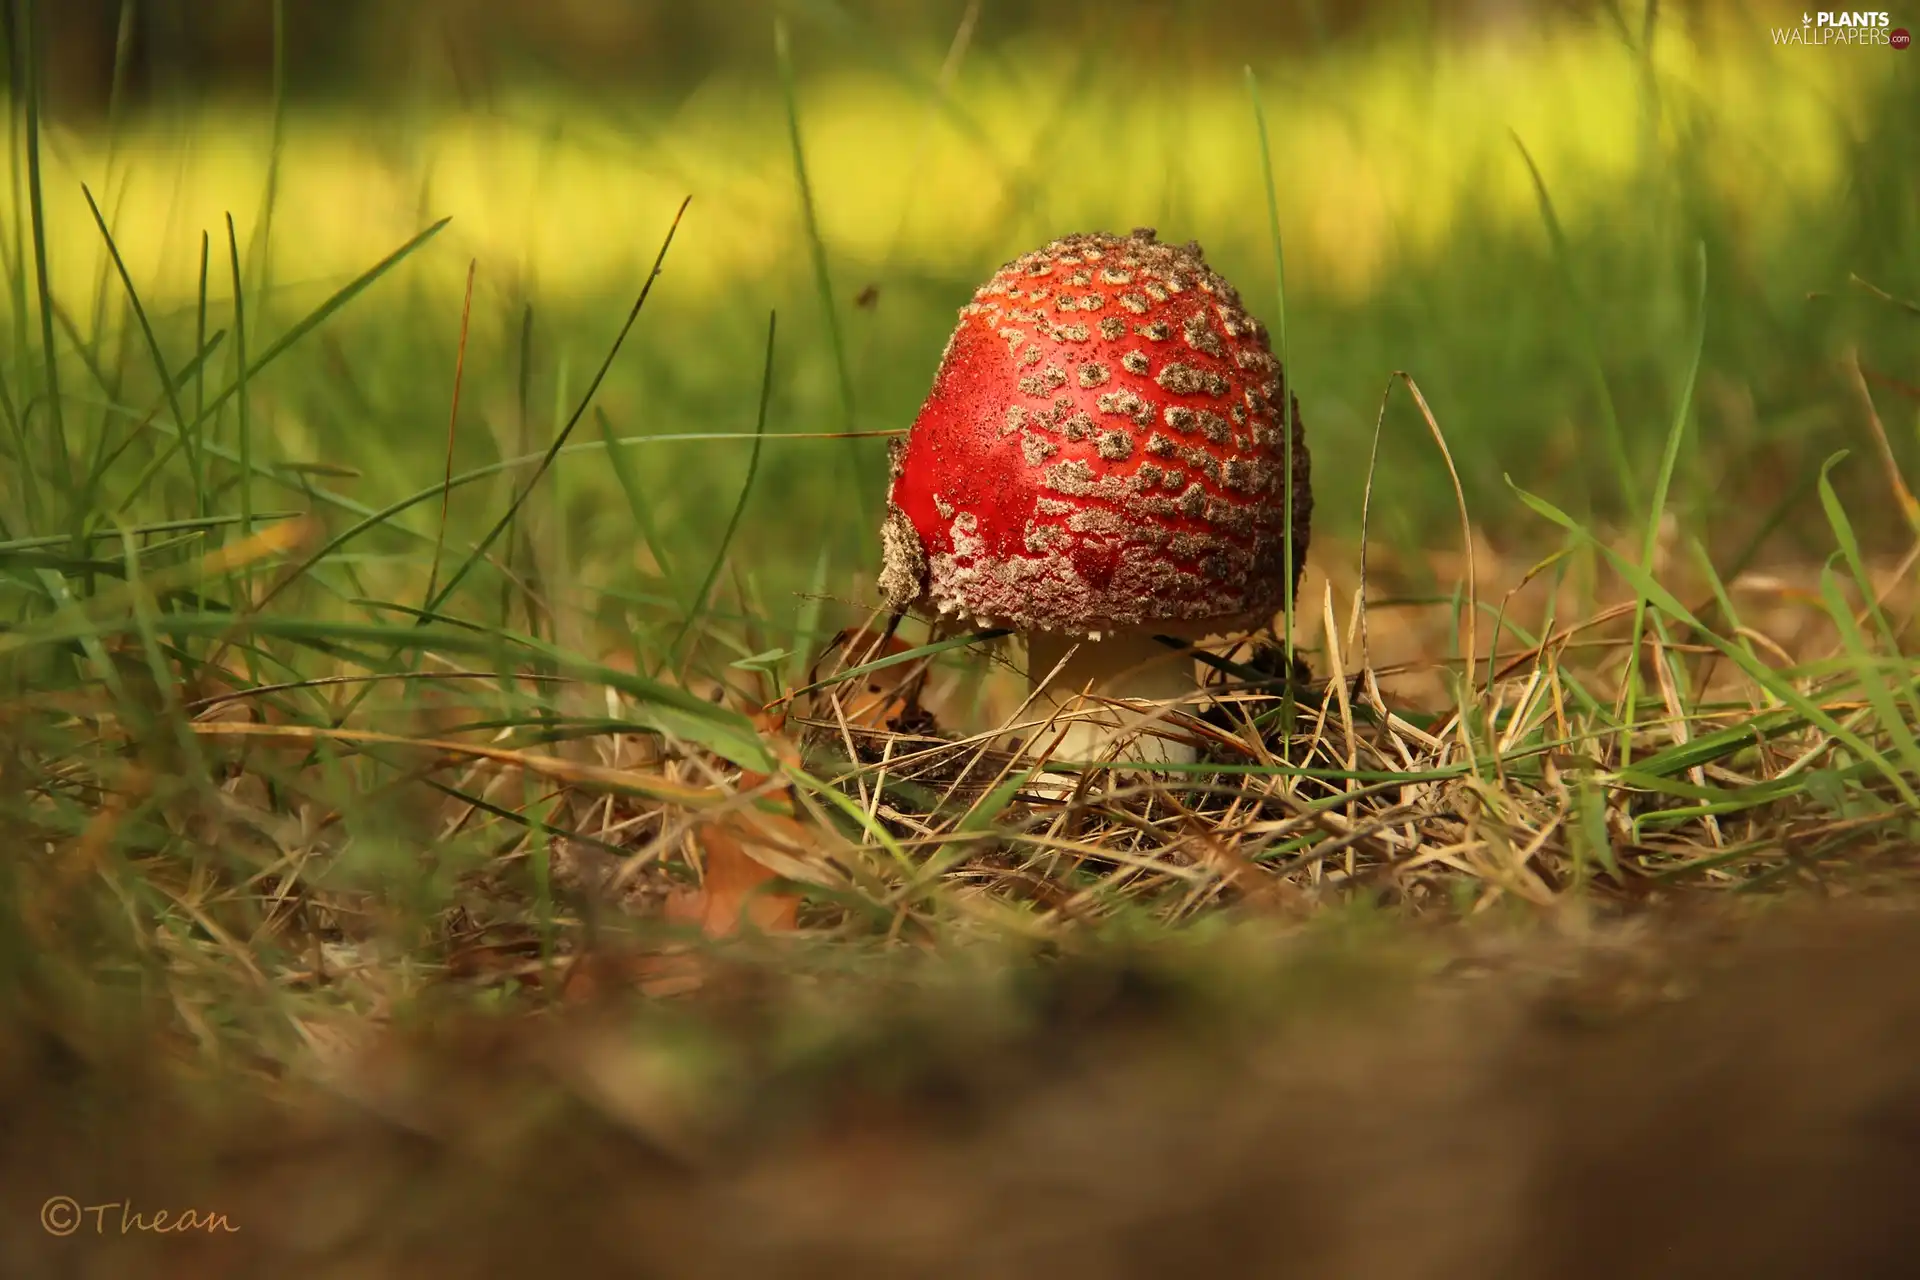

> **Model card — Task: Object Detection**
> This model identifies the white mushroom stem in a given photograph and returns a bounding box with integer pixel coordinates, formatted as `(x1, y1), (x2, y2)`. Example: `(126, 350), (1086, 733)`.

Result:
(1023, 629), (1201, 773)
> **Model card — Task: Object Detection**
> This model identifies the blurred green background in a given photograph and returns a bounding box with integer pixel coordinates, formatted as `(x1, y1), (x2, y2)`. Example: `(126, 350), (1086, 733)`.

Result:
(3, 0), (1915, 650)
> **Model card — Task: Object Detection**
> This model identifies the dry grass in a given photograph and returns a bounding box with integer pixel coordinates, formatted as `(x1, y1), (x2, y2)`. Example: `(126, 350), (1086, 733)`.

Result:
(13, 504), (1918, 1046)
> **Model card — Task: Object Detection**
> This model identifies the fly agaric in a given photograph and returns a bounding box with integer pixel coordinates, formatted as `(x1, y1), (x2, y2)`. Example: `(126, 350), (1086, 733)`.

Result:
(877, 227), (1311, 769)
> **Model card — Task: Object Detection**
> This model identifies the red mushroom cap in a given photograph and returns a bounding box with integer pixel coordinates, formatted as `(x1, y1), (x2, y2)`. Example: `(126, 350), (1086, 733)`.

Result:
(877, 228), (1311, 637)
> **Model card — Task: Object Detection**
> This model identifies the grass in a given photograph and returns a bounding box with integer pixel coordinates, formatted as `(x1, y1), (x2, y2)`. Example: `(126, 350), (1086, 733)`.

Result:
(6, 15), (1913, 576)
(2, 2), (1920, 1269)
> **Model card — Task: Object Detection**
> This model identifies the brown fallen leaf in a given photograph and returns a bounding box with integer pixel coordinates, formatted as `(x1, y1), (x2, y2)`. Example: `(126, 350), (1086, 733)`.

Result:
(559, 946), (710, 1003)
(611, 628), (943, 960)
(664, 708), (806, 940)
(664, 815), (802, 938)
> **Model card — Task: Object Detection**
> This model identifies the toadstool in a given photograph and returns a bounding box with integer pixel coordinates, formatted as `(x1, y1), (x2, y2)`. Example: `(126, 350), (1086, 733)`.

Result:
(876, 227), (1312, 771)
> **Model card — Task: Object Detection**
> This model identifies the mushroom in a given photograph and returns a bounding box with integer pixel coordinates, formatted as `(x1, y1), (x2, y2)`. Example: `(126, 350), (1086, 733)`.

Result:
(877, 227), (1311, 772)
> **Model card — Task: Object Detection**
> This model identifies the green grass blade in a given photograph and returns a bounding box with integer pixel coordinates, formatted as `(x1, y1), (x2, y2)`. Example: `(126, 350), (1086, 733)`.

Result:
(246, 0), (289, 304)
(19, 0), (71, 511)
(886, 768), (1039, 903)
(1245, 65), (1299, 739)
(1510, 132), (1633, 505)
(90, 330), (230, 526)
(1621, 238), (1708, 768)
(80, 185), (202, 515)
(789, 547), (832, 693)
(119, 524), (212, 786)
(784, 762), (912, 872)
(1508, 476), (1918, 808)
(0, 604), (774, 774)
(1817, 450), (1917, 724)
(193, 229), (210, 449)
(47, 319), (225, 531)
(670, 312), (776, 666)
(425, 197), (689, 615)
(595, 405), (674, 587)
(190, 217), (453, 433)
(105, 0), (137, 137)
(1686, 534), (1763, 669)
(1614, 764), (1798, 806)
(241, 431), (853, 624)
(1816, 561), (1920, 790)
(0, 511), (302, 557)
(0, 353), (37, 530)
(777, 0), (999, 162)
(1574, 774), (1621, 884)
(225, 215), (256, 590)
(1630, 707), (1801, 778)
(775, 18), (863, 510)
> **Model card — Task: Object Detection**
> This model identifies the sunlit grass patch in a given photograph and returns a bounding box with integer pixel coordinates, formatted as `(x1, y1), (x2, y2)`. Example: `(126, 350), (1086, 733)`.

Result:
(7, 18), (1890, 320)
(0, 11), (1902, 631)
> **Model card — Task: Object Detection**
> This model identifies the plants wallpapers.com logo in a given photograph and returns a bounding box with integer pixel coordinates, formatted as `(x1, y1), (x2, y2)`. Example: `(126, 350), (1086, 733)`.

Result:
(1772, 11), (1911, 44)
